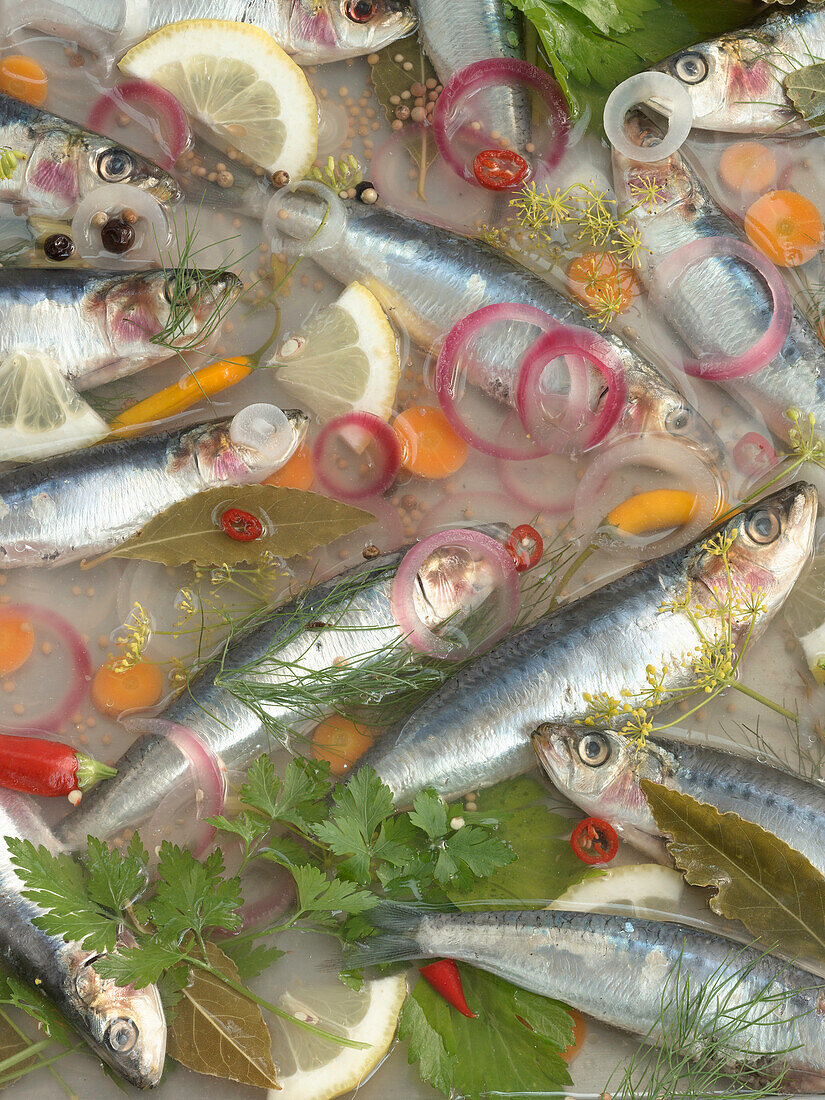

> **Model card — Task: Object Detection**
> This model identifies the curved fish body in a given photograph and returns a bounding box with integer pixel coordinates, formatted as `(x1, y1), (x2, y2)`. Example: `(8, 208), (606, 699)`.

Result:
(270, 190), (724, 457)
(351, 903), (825, 1091)
(55, 535), (506, 849)
(15, 0), (417, 65)
(414, 0), (530, 151)
(0, 267), (242, 389)
(0, 409), (308, 568)
(533, 724), (825, 877)
(0, 789), (166, 1087)
(0, 92), (179, 218)
(353, 482), (817, 806)
(655, 4), (825, 134)
(612, 112), (825, 442)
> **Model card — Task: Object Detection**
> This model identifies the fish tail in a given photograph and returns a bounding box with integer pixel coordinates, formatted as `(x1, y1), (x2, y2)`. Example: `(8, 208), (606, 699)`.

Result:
(344, 901), (426, 969)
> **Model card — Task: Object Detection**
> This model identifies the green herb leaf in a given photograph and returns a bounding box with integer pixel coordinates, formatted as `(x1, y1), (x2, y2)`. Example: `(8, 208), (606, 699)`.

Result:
(241, 755), (332, 830)
(313, 767), (396, 883)
(147, 844), (243, 941)
(641, 779), (825, 962)
(92, 486), (372, 568)
(94, 941), (184, 990)
(220, 940), (285, 982)
(291, 864), (378, 919)
(408, 789), (448, 839)
(784, 62), (825, 134)
(407, 965), (573, 1099)
(167, 942), (279, 1090)
(83, 836), (146, 914)
(370, 41), (438, 175)
(434, 825), (515, 889)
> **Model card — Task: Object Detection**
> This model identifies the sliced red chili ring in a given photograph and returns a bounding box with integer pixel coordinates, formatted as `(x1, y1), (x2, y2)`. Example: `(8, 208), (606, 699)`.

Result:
(220, 507), (263, 542)
(472, 148), (529, 191)
(506, 524), (543, 572)
(570, 816), (619, 865)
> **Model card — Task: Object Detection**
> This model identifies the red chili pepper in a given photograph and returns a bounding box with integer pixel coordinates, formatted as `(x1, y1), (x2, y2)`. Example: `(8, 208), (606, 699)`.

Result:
(220, 507), (263, 542)
(570, 816), (619, 865)
(419, 959), (476, 1017)
(0, 735), (116, 798)
(472, 148), (529, 191)
(506, 524), (543, 572)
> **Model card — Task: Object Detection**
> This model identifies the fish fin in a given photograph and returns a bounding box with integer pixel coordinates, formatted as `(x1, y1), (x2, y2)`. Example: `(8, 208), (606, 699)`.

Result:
(344, 901), (425, 969)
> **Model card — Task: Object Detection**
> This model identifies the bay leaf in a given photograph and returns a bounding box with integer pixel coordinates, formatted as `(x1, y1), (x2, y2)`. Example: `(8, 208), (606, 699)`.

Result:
(641, 779), (825, 963)
(88, 486), (372, 568)
(167, 941), (278, 1090)
(370, 41), (438, 174)
(783, 61), (825, 132)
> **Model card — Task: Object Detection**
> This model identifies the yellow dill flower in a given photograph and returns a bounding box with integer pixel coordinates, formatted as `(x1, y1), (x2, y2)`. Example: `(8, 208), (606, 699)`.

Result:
(628, 173), (663, 211)
(112, 602), (152, 673)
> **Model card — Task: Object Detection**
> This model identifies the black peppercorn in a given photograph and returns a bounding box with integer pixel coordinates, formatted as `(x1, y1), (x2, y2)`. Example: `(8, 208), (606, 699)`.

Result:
(43, 233), (75, 262)
(100, 216), (136, 254)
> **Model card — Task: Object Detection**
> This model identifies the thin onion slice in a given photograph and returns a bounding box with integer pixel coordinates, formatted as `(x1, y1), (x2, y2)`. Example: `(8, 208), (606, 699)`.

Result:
(313, 411), (401, 502)
(391, 528), (519, 660)
(604, 71), (693, 163)
(516, 325), (627, 455)
(433, 58), (569, 186)
(733, 431), (778, 479)
(435, 302), (560, 460)
(87, 80), (190, 170)
(648, 236), (793, 380)
(0, 604), (92, 734)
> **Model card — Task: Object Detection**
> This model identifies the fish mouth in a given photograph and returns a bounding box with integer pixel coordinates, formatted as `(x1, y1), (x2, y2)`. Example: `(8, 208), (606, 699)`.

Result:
(530, 724), (569, 776)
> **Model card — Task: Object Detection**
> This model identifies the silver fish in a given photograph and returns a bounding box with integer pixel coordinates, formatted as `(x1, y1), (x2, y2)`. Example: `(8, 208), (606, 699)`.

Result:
(350, 902), (825, 1092)
(55, 533), (506, 850)
(270, 189), (724, 457)
(0, 266), (242, 389)
(533, 724), (825, 876)
(612, 111), (825, 442)
(413, 0), (530, 152)
(353, 482), (817, 806)
(655, 4), (825, 134)
(0, 408), (308, 568)
(0, 789), (166, 1087)
(16, 0), (417, 65)
(0, 93), (179, 218)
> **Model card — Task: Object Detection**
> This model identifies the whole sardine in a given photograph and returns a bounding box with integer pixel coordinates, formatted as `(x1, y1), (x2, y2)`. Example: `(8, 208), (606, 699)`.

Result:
(612, 111), (825, 442)
(350, 902), (825, 1092)
(656, 4), (825, 134)
(0, 93), (179, 218)
(55, 534), (507, 849)
(0, 408), (308, 568)
(533, 724), (825, 876)
(0, 789), (166, 1087)
(270, 190), (723, 456)
(0, 267), (242, 389)
(413, 0), (530, 152)
(14, 0), (417, 65)
(353, 482), (817, 806)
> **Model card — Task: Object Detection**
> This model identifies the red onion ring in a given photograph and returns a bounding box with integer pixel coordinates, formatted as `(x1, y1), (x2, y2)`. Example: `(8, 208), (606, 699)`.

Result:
(648, 237), (793, 381)
(391, 528), (519, 659)
(496, 447), (578, 515)
(516, 326), (627, 455)
(433, 59), (569, 186)
(312, 412), (401, 503)
(435, 302), (560, 460)
(0, 605), (91, 734)
(87, 80), (190, 171)
(733, 431), (778, 479)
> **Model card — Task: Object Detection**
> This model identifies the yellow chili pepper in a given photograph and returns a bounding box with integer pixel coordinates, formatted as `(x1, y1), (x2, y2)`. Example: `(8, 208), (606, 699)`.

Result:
(109, 356), (252, 437)
(607, 489), (699, 536)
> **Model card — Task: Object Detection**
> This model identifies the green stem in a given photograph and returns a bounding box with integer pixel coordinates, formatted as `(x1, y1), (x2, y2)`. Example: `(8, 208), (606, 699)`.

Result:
(0, 1008), (77, 1097)
(549, 543), (595, 610)
(730, 682), (798, 723)
(0, 1046), (78, 1087)
(0, 1038), (52, 1073)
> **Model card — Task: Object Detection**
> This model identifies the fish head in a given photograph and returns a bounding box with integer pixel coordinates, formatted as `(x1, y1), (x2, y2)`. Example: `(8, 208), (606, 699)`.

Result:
(531, 723), (664, 826)
(287, 0), (417, 64)
(64, 936), (166, 1087)
(25, 128), (180, 218)
(412, 528), (508, 631)
(690, 481), (818, 628)
(101, 269), (243, 356)
(195, 406), (310, 485)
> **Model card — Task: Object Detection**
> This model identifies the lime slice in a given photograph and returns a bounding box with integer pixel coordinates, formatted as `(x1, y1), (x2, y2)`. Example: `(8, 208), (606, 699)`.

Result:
(119, 20), (318, 180)
(548, 863), (690, 920)
(271, 282), (400, 424)
(0, 350), (107, 461)
(784, 554), (825, 683)
(258, 932), (406, 1100)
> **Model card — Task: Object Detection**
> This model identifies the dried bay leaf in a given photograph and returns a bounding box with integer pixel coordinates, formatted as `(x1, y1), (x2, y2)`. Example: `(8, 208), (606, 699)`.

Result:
(784, 62), (825, 132)
(641, 779), (825, 963)
(167, 941), (278, 1090)
(370, 41), (437, 175)
(89, 486), (372, 568)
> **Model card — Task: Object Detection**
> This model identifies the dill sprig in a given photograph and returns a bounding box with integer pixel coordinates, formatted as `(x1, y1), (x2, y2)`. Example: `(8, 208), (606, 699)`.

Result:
(111, 602), (152, 672)
(741, 408), (825, 503)
(307, 154), (362, 195)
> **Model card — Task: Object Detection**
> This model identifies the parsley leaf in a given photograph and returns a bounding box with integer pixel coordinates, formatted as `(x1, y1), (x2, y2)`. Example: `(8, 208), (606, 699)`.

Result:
(219, 939), (285, 981)
(83, 836), (146, 914)
(397, 994), (456, 1095)
(312, 767), (398, 883)
(93, 941), (182, 989)
(147, 844), (243, 941)
(408, 789), (448, 839)
(240, 755), (331, 829)
(291, 864), (378, 920)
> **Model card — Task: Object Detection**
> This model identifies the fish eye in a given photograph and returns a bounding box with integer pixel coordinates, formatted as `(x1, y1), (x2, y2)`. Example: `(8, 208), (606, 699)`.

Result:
(105, 1017), (138, 1055)
(674, 52), (708, 85)
(577, 732), (611, 767)
(346, 0), (377, 22)
(745, 507), (781, 545)
(97, 147), (135, 183)
(665, 406), (691, 433)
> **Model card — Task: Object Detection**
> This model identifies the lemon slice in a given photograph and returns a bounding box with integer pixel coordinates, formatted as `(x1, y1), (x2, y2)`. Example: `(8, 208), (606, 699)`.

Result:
(257, 933), (406, 1100)
(119, 20), (318, 180)
(784, 554), (825, 683)
(271, 282), (400, 425)
(548, 864), (690, 920)
(0, 350), (107, 462)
